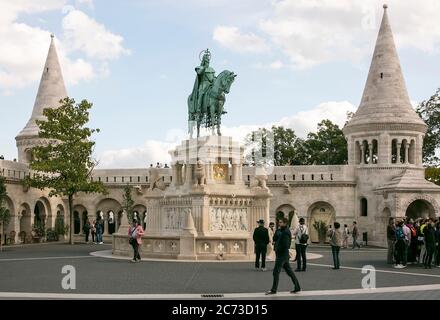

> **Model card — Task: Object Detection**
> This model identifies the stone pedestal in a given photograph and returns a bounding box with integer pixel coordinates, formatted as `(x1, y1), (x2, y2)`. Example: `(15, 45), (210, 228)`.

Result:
(112, 136), (272, 260)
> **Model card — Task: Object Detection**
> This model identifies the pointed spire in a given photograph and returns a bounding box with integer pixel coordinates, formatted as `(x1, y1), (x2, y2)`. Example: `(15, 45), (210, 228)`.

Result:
(16, 33), (67, 138)
(345, 5), (426, 131)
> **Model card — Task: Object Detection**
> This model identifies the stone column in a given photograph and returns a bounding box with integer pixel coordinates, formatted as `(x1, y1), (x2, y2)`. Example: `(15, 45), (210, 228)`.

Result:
(172, 164), (178, 186)
(184, 164), (193, 187)
(103, 213), (109, 235)
(396, 141), (401, 164)
(404, 144), (409, 164)
(231, 164), (239, 183)
(368, 143), (373, 164)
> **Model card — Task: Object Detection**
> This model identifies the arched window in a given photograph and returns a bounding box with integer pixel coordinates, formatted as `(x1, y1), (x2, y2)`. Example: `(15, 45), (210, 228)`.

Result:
(372, 139), (378, 164)
(360, 198), (368, 217)
(391, 139), (398, 163)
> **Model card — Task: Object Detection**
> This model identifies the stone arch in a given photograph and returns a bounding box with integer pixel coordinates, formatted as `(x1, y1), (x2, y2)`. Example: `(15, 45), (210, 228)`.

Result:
(274, 204), (295, 227)
(55, 204), (65, 236)
(95, 198), (122, 235)
(307, 201), (335, 243)
(405, 199), (436, 221)
(33, 198), (50, 228)
(402, 195), (440, 219)
(133, 204), (147, 230)
(18, 203), (32, 242)
(2, 195), (15, 240)
(73, 204), (87, 235)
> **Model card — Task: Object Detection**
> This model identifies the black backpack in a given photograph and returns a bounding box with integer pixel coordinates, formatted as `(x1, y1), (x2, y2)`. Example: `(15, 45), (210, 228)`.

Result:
(299, 226), (309, 244)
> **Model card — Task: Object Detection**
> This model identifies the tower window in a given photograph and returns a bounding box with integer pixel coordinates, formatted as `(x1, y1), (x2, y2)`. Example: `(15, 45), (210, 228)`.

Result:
(361, 198), (368, 216)
(46, 68), (49, 73)
(380, 72), (383, 79)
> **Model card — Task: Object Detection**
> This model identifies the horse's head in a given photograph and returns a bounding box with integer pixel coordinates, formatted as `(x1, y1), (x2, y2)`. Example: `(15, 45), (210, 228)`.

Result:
(216, 70), (237, 94)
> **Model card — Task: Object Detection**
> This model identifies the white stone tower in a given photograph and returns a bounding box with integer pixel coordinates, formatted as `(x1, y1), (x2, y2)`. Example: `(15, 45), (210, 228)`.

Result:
(15, 34), (67, 164)
(343, 4), (427, 167)
(342, 5), (438, 246)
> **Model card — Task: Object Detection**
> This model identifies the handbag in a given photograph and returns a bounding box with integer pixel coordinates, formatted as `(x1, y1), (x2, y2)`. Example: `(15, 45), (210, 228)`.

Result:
(299, 226), (309, 244)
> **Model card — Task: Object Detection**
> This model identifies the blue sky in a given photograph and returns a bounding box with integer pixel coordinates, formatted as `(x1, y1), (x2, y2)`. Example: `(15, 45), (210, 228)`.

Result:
(0, 0), (439, 167)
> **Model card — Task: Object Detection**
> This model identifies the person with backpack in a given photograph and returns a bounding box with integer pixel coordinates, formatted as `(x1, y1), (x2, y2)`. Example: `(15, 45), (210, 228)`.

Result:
(292, 217), (309, 272)
(394, 220), (407, 269)
(128, 219), (145, 263)
(328, 222), (343, 269)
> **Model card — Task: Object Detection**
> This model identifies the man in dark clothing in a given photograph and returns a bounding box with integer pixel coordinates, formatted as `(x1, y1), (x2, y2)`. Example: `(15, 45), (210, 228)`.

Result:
(253, 219), (270, 270)
(386, 217), (396, 264)
(423, 220), (436, 269)
(266, 217), (301, 295)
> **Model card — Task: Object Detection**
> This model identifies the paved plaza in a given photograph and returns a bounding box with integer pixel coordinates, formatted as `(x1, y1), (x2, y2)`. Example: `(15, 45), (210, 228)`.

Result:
(1, 243), (440, 299)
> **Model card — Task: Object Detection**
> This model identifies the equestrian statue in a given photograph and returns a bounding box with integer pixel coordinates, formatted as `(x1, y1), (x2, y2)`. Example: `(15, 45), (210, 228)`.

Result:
(187, 49), (236, 138)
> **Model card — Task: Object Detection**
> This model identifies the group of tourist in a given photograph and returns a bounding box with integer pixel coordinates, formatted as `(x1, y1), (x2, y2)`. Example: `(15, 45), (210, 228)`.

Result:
(149, 162), (169, 168)
(83, 217), (104, 244)
(252, 218), (364, 295)
(387, 217), (440, 269)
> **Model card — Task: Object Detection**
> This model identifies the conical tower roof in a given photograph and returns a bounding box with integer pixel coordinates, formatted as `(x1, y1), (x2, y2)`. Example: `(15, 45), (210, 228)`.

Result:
(16, 34), (67, 139)
(344, 5), (426, 133)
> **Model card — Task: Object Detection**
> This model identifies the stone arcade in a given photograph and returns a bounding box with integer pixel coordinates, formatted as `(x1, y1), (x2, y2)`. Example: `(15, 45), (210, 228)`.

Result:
(1, 6), (440, 254)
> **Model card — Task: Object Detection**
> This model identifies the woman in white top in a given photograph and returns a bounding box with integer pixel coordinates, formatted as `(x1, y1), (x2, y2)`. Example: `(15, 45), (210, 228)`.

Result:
(267, 222), (275, 260)
(293, 218), (309, 272)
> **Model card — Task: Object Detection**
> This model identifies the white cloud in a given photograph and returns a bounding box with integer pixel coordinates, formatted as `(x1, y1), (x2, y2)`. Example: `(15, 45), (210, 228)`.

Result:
(0, 0), (129, 92)
(213, 0), (440, 69)
(62, 7), (130, 59)
(98, 140), (177, 169)
(213, 26), (269, 53)
(97, 101), (355, 168)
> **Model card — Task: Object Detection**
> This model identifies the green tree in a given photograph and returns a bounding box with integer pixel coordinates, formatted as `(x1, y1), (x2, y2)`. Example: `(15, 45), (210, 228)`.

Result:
(244, 126), (304, 166)
(0, 176), (11, 251)
(122, 184), (135, 223)
(303, 120), (348, 165)
(24, 97), (107, 244)
(416, 88), (440, 166)
(425, 167), (440, 186)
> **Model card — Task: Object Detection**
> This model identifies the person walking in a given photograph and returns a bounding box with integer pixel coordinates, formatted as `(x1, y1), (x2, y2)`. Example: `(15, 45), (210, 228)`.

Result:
(387, 218), (396, 264)
(293, 217), (308, 272)
(83, 219), (91, 243)
(328, 222), (343, 269)
(423, 219), (436, 269)
(352, 221), (360, 249)
(90, 220), (96, 244)
(265, 217), (301, 295)
(128, 219), (145, 263)
(394, 220), (407, 269)
(95, 217), (103, 244)
(253, 219), (270, 271)
(267, 222), (275, 261)
(342, 224), (349, 249)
